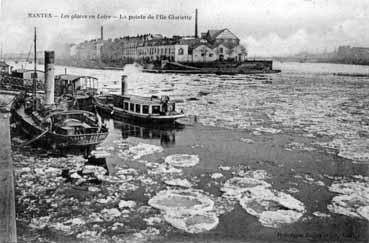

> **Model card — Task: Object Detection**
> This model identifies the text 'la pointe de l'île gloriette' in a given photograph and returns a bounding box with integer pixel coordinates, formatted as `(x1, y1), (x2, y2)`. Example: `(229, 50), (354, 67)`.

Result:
(27, 13), (192, 21)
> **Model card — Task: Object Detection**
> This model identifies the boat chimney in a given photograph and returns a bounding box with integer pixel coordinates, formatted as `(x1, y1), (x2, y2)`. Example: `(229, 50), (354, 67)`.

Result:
(121, 75), (127, 95)
(44, 51), (55, 105)
(195, 9), (198, 38)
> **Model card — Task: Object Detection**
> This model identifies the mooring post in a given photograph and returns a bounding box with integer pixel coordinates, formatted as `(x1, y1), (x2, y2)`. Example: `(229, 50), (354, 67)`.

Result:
(0, 92), (17, 243)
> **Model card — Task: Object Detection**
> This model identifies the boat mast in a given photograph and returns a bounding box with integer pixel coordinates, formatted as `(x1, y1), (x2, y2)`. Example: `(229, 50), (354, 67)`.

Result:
(33, 27), (37, 100)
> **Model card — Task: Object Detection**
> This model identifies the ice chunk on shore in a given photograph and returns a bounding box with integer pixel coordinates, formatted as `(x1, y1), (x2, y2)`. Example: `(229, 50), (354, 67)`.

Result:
(91, 150), (111, 158)
(165, 154), (200, 167)
(148, 189), (218, 233)
(82, 165), (107, 177)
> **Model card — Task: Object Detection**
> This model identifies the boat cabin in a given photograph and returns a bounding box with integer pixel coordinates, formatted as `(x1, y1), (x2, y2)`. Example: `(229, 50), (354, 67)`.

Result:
(111, 94), (177, 116)
(0, 61), (10, 74)
(11, 69), (45, 81)
(55, 74), (98, 97)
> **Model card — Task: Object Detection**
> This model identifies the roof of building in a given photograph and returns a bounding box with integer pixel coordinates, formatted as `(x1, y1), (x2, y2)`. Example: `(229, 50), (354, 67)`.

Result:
(13, 69), (44, 73)
(0, 61), (9, 67)
(207, 29), (227, 39)
(55, 74), (97, 82)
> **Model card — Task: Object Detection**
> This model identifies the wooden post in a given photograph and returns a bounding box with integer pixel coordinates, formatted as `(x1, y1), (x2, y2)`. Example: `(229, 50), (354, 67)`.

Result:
(0, 92), (17, 243)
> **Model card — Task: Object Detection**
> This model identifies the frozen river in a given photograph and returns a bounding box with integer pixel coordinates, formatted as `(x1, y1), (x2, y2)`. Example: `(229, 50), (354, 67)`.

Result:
(11, 61), (369, 242)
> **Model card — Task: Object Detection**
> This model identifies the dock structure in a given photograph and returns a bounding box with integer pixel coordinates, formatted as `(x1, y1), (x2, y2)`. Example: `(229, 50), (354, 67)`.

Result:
(0, 90), (18, 243)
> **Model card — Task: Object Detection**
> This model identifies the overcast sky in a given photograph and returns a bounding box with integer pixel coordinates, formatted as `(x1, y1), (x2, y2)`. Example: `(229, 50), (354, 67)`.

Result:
(1, 0), (369, 56)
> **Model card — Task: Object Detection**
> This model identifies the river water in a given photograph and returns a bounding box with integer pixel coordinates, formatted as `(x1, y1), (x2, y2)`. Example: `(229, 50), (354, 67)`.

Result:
(11, 61), (369, 242)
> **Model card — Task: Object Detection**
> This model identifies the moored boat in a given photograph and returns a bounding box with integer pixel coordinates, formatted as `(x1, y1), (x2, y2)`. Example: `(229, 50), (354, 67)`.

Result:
(11, 30), (108, 151)
(12, 97), (108, 149)
(94, 93), (185, 124)
(54, 74), (186, 125)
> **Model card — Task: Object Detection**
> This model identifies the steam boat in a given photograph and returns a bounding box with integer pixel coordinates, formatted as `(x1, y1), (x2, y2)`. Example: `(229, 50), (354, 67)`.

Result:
(94, 93), (185, 124)
(13, 97), (108, 149)
(12, 29), (108, 150)
(91, 75), (184, 124)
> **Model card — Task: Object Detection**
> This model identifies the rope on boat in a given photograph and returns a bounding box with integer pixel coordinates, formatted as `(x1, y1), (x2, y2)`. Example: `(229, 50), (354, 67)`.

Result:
(19, 129), (48, 147)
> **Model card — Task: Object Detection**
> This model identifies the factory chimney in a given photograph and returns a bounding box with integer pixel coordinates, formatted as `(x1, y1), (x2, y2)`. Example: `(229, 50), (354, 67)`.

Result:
(44, 51), (55, 105)
(121, 75), (128, 95)
(195, 9), (198, 38)
(101, 26), (104, 40)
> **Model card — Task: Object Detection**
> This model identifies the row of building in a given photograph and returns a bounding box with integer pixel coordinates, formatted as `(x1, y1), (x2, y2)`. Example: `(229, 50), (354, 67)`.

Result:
(69, 27), (248, 64)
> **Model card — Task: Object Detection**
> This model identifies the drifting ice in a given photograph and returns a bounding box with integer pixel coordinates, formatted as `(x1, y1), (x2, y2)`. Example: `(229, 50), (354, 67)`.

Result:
(164, 154), (200, 167)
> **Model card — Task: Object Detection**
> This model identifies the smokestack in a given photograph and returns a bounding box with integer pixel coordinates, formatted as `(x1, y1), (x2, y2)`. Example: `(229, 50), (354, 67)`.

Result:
(121, 75), (127, 95)
(101, 26), (104, 40)
(44, 51), (55, 105)
(195, 9), (198, 38)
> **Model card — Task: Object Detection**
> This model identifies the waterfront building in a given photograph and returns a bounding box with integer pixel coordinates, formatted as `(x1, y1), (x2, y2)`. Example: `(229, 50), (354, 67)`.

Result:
(69, 10), (248, 65)
(72, 28), (247, 64)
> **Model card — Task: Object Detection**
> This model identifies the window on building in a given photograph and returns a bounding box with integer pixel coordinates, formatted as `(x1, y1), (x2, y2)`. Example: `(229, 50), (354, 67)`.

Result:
(130, 103), (134, 111)
(124, 102), (129, 110)
(219, 47), (223, 53)
(135, 104), (141, 113)
(178, 48), (184, 55)
(142, 105), (149, 114)
(201, 53), (205, 57)
(209, 53), (213, 57)
(152, 105), (160, 114)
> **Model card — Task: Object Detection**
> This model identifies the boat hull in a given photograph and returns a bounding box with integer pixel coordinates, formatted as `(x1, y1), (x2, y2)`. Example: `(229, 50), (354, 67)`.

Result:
(12, 107), (108, 149)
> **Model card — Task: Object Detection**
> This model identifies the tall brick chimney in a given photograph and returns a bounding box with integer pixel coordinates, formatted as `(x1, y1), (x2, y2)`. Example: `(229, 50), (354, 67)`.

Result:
(101, 26), (104, 40)
(195, 9), (198, 38)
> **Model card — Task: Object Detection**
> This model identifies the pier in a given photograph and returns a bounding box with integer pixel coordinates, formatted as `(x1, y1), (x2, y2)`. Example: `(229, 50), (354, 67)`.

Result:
(0, 91), (18, 243)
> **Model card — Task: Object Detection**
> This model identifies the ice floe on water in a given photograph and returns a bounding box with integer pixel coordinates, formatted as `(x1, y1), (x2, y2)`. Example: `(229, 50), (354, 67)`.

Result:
(148, 189), (218, 233)
(327, 180), (369, 221)
(164, 178), (193, 188)
(164, 154), (200, 167)
(312, 211), (331, 218)
(221, 177), (271, 199)
(253, 127), (281, 134)
(221, 173), (306, 228)
(239, 187), (306, 228)
(317, 138), (369, 164)
(119, 143), (163, 160)
(284, 142), (316, 152)
(164, 211), (219, 234)
(211, 173), (224, 179)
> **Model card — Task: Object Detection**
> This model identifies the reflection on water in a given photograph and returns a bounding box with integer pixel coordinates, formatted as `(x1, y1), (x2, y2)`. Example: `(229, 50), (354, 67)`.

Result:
(113, 120), (180, 147)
